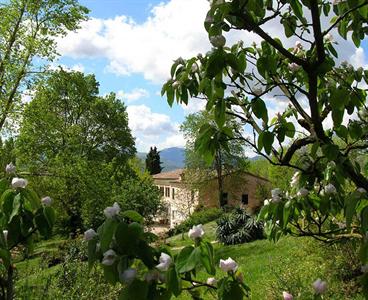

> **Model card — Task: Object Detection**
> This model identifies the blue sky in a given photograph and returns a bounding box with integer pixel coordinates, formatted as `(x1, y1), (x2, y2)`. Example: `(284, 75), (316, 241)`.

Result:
(55, 0), (368, 153)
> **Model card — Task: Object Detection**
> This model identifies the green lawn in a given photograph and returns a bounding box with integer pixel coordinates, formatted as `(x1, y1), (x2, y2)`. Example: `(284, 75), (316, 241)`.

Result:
(13, 225), (364, 299)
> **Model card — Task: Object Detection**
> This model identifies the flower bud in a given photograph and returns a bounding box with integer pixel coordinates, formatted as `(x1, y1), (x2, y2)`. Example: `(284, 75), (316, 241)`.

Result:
(324, 33), (333, 42)
(11, 178), (28, 189)
(324, 184), (337, 195)
(288, 63), (300, 72)
(102, 249), (117, 266)
(283, 291), (293, 300)
(84, 229), (97, 241)
(312, 278), (327, 294)
(5, 163), (16, 174)
(156, 252), (172, 272)
(41, 196), (52, 206)
(172, 81), (180, 88)
(120, 268), (137, 284)
(104, 202), (121, 218)
(188, 224), (205, 240)
(206, 277), (217, 285)
(191, 63), (198, 73)
(210, 35), (226, 48)
(297, 188), (309, 197)
(219, 257), (238, 273)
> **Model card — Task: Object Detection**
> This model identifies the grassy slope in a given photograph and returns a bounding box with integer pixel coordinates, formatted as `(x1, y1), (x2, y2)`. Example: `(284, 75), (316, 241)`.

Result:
(14, 223), (364, 299)
(167, 222), (364, 300)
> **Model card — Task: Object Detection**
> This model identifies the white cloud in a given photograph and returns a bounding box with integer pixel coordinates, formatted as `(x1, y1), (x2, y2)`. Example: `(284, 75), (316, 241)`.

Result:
(58, 0), (211, 83)
(48, 63), (85, 73)
(127, 104), (184, 151)
(350, 47), (368, 69)
(116, 88), (149, 103)
(181, 98), (206, 114)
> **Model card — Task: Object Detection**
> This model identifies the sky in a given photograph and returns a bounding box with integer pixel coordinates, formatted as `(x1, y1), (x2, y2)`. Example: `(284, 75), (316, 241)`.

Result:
(54, 0), (368, 153)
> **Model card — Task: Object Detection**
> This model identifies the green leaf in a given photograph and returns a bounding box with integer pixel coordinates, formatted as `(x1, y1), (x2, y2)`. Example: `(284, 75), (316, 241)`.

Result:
(177, 246), (201, 273)
(21, 188), (40, 211)
(88, 238), (98, 270)
(321, 144), (340, 160)
(100, 218), (118, 252)
(345, 193), (360, 229)
(9, 194), (21, 223)
(35, 212), (51, 238)
(176, 246), (194, 272)
(349, 122), (363, 140)
(103, 264), (119, 284)
(0, 179), (8, 195)
(167, 265), (181, 297)
(200, 241), (216, 275)
(361, 206), (368, 232)
(251, 98), (268, 123)
(215, 99), (226, 128)
(121, 210), (144, 224)
(2, 189), (15, 218)
(262, 131), (274, 155)
(0, 249), (10, 269)
(289, 0), (304, 21)
(43, 206), (55, 228)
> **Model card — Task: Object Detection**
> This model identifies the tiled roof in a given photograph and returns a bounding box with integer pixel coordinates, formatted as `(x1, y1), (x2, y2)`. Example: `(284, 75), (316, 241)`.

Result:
(152, 169), (184, 180)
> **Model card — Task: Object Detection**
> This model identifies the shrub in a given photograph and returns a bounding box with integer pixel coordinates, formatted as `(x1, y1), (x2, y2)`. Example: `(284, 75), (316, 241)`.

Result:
(167, 207), (223, 236)
(216, 208), (264, 245)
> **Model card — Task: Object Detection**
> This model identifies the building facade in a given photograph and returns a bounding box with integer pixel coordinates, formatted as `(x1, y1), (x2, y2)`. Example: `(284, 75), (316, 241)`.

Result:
(153, 169), (270, 228)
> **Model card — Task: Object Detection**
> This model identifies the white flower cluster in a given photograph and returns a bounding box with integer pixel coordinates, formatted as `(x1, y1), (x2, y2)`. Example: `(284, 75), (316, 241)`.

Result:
(41, 196), (52, 206)
(210, 35), (226, 48)
(11, 177), (28, 189)
(324, 183), (337, 195)
(104, 202), (121, 218)
(219, 257), (238, 273)
(156, 252), (172, 271)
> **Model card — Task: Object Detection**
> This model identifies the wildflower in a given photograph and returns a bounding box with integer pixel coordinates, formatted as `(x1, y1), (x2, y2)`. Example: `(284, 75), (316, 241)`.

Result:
(312, 278), (327, 294)
(104, 202), (121, 218)
(5, 163), (16, 174)
(11, 178), (28, 189)
(219, 257), (238, 273)
(41, 196), (52, 206)
(84, 229), (97, 241)
(156, 252), (172, 272)
(210, 35), (226, 48)
(102, 249), (117, 266)
(188, 224), (205, 240)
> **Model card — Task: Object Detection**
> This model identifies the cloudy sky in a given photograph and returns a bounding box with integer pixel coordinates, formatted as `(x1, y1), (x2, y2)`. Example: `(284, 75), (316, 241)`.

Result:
(55, 0), (368, 153)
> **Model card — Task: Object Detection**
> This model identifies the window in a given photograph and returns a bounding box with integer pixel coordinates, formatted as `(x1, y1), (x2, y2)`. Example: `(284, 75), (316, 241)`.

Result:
(165, 187), (170, 197)
(242, 194), (249, 205)
(172, 188), (175, 199)
(220, 192), (228, 207)
(159, 186), (164, 196)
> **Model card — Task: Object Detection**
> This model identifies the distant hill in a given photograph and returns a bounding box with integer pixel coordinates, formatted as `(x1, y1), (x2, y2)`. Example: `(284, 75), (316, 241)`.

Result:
(137, 147), (185, 172)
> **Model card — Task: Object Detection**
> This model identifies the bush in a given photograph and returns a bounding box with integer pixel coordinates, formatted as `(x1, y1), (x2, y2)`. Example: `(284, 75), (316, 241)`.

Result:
(167, 207), (223, 236)
(216, 208), (264, 245)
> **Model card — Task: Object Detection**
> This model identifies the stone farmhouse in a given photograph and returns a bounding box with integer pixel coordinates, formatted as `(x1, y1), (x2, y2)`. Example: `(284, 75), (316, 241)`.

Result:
(152, 169), (270, 228)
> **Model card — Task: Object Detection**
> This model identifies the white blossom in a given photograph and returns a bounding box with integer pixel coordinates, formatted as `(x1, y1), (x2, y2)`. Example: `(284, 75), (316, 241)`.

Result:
(312, 279), (328, 294)
(104, 202), (121, 218)
(297, 188), (309, 197)
(332, 0), (343, 5)
(324, 33), (334, 42)
(253, 87), (263, 96)
(188, 224), (205, 240)
(3, 230), (8, 241)
(120, 268), (137, 284)
(191, 63), (198, 73)
(206, 277), (217, 285)
(5, 163), (16, 174)
(288, 63), (300, 72)
(264, 199), (271, 206)
(11, 178), (28, 189)
(283, 291), (293, 300)
(271, 188), (282, 203)
(293, 41), (303, 53)
(156, 252), (172, 272)
(41, 196), (52, 206)
(84, 229), (97, 241)
(324, 184), (337, 195)
(172, 81), (180, 88)
(219, 257), (238, 273)
(210, 35), (226, 48)
(102, 249), (117, 266)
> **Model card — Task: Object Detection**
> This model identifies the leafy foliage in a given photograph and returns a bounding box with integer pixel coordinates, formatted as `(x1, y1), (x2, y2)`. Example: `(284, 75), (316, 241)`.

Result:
(216, 208), (264, 245)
